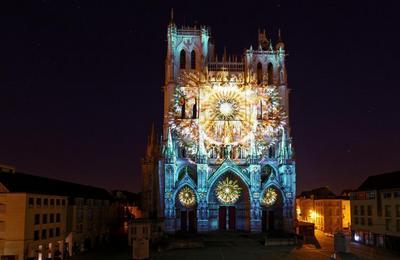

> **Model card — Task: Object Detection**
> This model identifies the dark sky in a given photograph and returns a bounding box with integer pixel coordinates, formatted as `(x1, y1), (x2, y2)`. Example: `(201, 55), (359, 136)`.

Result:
(1, 0), (399, 194)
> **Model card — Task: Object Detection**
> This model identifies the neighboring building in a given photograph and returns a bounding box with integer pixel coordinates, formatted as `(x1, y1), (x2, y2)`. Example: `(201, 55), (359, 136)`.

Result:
(0, 168), (117, 259)
(296, 187), (351, 234)
(127, 219), (164, 247)
(142, 17), (296, 233)
(128, 219), (165, 260)
(350, 171), (400, 251)
(111, 190), (142, 220)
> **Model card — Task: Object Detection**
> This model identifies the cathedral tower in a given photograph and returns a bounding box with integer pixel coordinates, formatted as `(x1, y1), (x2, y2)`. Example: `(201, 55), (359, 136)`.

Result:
(143, 18), (296, 234)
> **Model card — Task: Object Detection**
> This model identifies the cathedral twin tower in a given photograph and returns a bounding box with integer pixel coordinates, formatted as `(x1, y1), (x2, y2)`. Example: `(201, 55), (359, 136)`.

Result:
(142, 19), (296, 233)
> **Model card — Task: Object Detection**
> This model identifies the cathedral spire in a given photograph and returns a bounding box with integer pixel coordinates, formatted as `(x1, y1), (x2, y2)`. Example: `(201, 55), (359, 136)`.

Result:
(150, 122), (155, 146)
(145, 123), (156, 161)
(258, 28), (269, 50)
(269, 40), (274, 51)
(278, 127), (291, 163)
(170, 8), (174, 25)
(276, 28), (285, 51)
(249, 132), (258, 163)
(165, 127), (175, 163)
(197, 131), (207, 163)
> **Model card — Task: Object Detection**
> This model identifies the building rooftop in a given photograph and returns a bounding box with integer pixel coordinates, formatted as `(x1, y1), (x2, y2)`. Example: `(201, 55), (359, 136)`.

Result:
(298, 187), (337, 199)
(357, 171), (400, 191)
(111, 190), (141, 205)
(0, 170), (112, 200)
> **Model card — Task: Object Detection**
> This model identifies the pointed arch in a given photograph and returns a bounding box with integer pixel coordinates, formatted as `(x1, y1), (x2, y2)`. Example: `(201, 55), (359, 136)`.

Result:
(177, 165), (196, 183)
(207, 165), (252, 231)
(267, 62), (273, 85)
(180, 49), (186, 69)
(260, 184), (286, 209)
(268, 146), (275, 158)
(261, 164), (276, 184)
(207, 162), (251, 200)
(190, 50), (196, 70)
(173, 182), (199, 204)
(257, 62), (263, 84)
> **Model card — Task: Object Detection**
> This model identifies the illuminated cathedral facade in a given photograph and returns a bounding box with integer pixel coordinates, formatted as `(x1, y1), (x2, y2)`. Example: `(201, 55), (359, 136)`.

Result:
(142, 18), (296, 233)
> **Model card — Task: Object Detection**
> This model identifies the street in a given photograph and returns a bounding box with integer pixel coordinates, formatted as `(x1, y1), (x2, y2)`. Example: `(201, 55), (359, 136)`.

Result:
(68, 231), (400, 260)
(314, 230), (399, 260)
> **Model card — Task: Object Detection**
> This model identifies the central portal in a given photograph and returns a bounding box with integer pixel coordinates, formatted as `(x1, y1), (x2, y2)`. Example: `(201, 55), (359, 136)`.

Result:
(262, 210), (275, 232)
(207, 171), (251, 231)
(180, 209), (196, 232)
(218, 206), (236, 230)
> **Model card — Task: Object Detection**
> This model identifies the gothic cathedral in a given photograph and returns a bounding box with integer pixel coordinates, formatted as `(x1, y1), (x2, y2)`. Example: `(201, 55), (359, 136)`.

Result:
(142, 19), (296, 234)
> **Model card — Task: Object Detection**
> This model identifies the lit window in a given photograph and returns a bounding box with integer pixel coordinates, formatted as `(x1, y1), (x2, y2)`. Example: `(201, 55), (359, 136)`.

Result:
(367, 192), (376, 200)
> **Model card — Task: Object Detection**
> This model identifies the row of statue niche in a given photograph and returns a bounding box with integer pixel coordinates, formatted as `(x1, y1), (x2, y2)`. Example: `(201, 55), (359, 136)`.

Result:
(207, 72), (244, 83)
(179, 97), (198, 119)
(178, 143), (276, 159)
(208, 144), (247, 160)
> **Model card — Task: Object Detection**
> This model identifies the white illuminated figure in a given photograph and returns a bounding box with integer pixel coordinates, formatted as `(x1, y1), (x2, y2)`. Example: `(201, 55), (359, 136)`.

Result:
(219, 102), (233, 117)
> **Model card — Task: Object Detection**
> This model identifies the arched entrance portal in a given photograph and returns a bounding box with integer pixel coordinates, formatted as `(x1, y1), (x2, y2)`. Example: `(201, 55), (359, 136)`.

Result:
(175, 186), (197, 232)
(208, 171), (250, 231)
(260, 186), (284, 233)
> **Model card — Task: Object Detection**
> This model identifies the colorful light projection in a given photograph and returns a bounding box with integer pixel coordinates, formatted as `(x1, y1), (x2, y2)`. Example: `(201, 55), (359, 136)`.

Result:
(178, 186), (196, 207)
(215, 177), (242, 204)
(261, 187), (278, 206)
(169, 71), (286, 155)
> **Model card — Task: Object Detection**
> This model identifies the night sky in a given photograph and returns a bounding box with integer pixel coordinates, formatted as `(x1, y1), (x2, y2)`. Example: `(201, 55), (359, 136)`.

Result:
(1, 0), (399, 194)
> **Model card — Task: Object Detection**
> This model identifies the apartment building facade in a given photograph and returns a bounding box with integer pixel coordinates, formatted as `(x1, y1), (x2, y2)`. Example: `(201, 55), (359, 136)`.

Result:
(350, 171), (400, 252)
(0, 167), (117, 260)
(296, 187), (351, 234)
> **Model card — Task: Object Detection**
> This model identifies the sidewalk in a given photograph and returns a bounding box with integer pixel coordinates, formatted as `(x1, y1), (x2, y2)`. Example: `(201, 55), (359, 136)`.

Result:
(314, 230), (399, 260)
